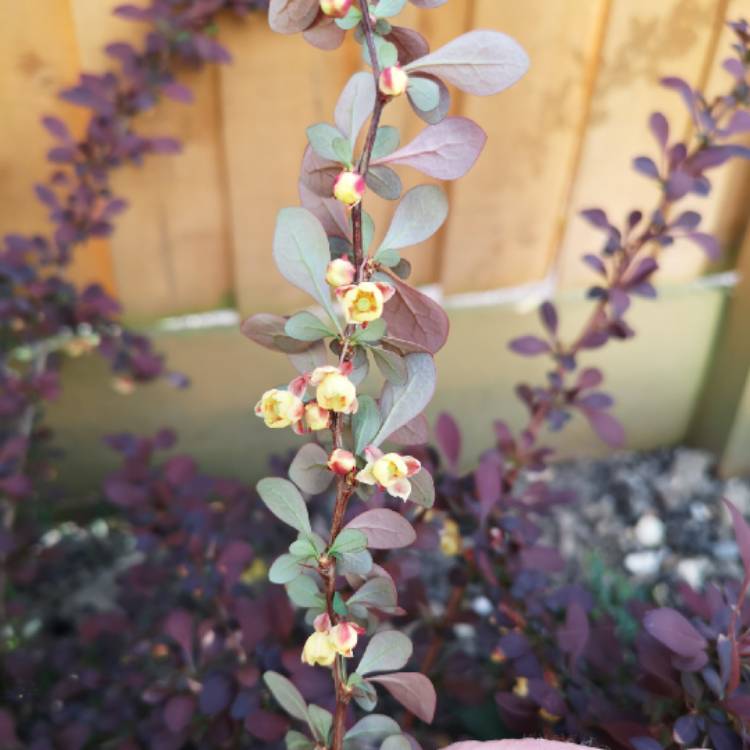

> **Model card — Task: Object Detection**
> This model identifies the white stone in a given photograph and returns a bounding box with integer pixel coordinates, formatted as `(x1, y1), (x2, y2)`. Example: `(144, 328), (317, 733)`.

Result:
(471, 596), (493, 617)
(624, 549), (664, 577)
(634, 514), (665, 547)
(676, 557), (710, 588)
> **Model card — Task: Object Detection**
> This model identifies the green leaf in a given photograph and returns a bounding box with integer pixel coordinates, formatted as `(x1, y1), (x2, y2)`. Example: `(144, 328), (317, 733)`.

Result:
(257, 478), (312, 534)
(344, 714), (400, 746)
(347, 576), (398, 613)
(273, 208), (340, 328)
(366, 165), (402, 201)
(371, 126), (400, 161)
(335, 4), (362, 30)
(381, 737), (411, 750)
(356, 631), (413, 676)
(335, 72), (375, 145)
(375, 248), (401, 268)
(363, 36), (398, 69)
(372, 0), (407, 17)
(289, 444), (334, 495)
(307, 123), (346, 162)
(329, 529), (368, 556)
(373, 353), (436, 446)
(287, 575), (325, 609)
(264, 671), (309, 722)
(406, 76), (440, 111)
(352, 318), (386, 343)
(289, 536), (320, 560)
(338, 549), (373, 576)
(285, 730), (315, 750)
(370, 346), (408, 385)
(269, 553), (303, 584)
(347, 673), (379, 713)
(285, 311), (335, 342)
(407, 468), (435, 509)
(308, 704), (333, 745)
(362, 211), (375, 252)
(353, 395), (382, 455)
(377, 185), (448, 255)
(333, 137), (353, 167)
(333, 591), (349, 617)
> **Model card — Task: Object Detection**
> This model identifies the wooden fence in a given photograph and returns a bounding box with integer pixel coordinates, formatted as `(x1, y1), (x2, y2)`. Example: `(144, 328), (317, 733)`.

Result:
(3, 0), (750, 478)
(3, 0), (750, 319)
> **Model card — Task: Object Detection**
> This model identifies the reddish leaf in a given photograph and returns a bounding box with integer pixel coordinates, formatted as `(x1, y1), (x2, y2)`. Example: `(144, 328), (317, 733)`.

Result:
(345, 509), (416, 549)
(164, 694), (195, 733)
(508, 336), (550, 356)
(240, 313), (315, 354)
(372, 117), (486, 180)
(435, 412), (461, 468)
(268, 0), (319, 34)
(368, 672), (436, 724)
(643, 607), (707, 658)
(386, 26), (430, 65)
(388, 413), (430, 445)
(474, 458), (501, 519)
(303, 16), (346, 50)
(724, 499), (750, 582)
(580, 407), (626, 448)
(381, 274), (449, 354)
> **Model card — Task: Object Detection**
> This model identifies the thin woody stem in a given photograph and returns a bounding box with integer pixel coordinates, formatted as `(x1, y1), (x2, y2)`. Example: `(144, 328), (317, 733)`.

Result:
(329, 11), (388, 745)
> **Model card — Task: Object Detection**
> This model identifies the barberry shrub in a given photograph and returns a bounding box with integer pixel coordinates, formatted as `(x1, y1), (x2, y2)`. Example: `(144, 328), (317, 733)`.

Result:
(242, 1), (529, 747)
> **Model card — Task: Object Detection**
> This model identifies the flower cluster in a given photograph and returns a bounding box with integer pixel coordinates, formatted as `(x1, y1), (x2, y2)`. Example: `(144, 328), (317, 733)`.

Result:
(302, 613), (364, 666)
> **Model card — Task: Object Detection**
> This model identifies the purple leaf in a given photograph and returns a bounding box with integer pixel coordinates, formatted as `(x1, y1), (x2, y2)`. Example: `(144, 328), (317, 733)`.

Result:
(725, 109), (750, 135)
(388, 413), (430, 445)
(344, 509), (416, 549)
(372, 117), (487, 180)
(724, 499), (750, 582)
(41, 115), (72, 142)
(508, 336), (550, 356)
(303, 16), (346, 51)
(386, 26), (430, 65)
(633, 156), (660, 179)
(580, 208), (609, 229)
(643, 608), (707, 657)
(580, 407), (625, 448)
(582, 253), (607, 276)
(557, 602), (590, 665)
(649, 112), (670, 149)
(435, 412), (461, 468)
(240, 313), (313, 354)
(474, 457), (501, 519)
(539, 301), (558, 335)
(381, 274), (449, 354)
(164, 609), (194, 667)
(632, 739), (664, 750)
(686, 232), (720, 260)
(161, 82), (194, 104)
(405, 30), (529, 96)
(199, 674), (233, 716)
(335, 72), (376, 144)
(576, 367), (603, 390)
(520, 546), (564, 573)
(665, 170), (694, 200)
(164, 694), (195, 733)
(368, 672), (436, 724)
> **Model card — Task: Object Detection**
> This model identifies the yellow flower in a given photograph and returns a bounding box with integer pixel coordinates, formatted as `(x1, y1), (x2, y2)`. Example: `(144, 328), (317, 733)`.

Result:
(329, 621), (364, 657)
(310, 366), (358, 414)
(356, 446), (421, 501)
(379, 66), (409, 97)
(513, 677), (529, 697)
(336, 281), (395, 325)
(301, 631), (337, 667)
(439, 519), (463, 557)
(333, 171), (366, 206)
(320, 0), (352, 18)
(326, 257), (356, 288)
(304, 401), (330, 431)
(254, 388), (304, 429)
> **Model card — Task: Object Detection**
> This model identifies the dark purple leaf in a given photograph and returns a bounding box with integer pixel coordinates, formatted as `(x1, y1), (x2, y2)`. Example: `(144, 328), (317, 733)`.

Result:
(580, 407), (625, 448)
(583, 253), (607, 276)
(164, 695), (195, 733)
(539, 301), (558, 335)
(632, 739), (663, 750)
(580, 208), (609, 229)
(164, 610), (194, 667)
(199, 674), (233, 716)
(41, 115), (72, 142)
(435, 412), (461, 468)
(557, 601), (589, 665)
(724, 499), (750, 582)
(633, 156), (660, 179)
(665, 170), (694, 200)
(643, 608), (707, 658)
(519, 546), (564, 573)
(686, 232), (720, 260)
(508, 336), (550, 356)
(474, 458), (501, 519)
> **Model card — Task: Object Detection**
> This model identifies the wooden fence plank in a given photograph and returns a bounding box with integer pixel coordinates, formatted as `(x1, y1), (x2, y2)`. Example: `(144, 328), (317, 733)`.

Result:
(555, 0), (726, 289)
(219, 16), (358, 315)
(69, 0), (234, 321)
(439, 0), (607, 294)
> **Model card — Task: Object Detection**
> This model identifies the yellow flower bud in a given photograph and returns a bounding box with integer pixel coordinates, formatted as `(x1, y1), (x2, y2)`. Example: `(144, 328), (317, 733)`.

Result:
(311, 367), (358, 414)
(328, 449), (357, 476)
(254, 388), (304, 429)
(379, 66), (409, 97)
(305, 401), (331, 431)
(333, 170), (366, 206)
(301, 631), (337, 667)
(326, 257), (356, 288)
(320, 0), (352, 18)
(439, 518), (463, 557)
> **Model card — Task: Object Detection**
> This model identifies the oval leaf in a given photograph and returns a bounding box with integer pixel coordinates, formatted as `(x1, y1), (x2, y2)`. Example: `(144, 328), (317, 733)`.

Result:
(368, 672), (436, 724)
(263, 671), (309, 722)
(289, 443), (334, 495)
(356, 631), (413, 676)
(404, 30), (529, 96)
(377, 185), (448, 253)
(353, 395), (382, 455)
(345, 509), (416, 549)
(257, 477), (312, 534)
(335, 72), (376, 145)
(643, 607), (707, 658)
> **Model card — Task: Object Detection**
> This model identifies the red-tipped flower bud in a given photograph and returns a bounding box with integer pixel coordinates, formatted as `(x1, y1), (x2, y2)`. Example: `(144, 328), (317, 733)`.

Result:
(320, 0), (353, 18)
(333, 170), (366, 207)
(379, 66), (409, 97)
(328, 448), (357, 476)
